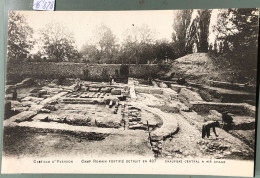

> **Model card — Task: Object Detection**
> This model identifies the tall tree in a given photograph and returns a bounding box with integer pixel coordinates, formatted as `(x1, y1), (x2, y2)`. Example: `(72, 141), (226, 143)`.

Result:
(7, 11), (34, 61)
(93, 24), (118, 63)
(214, 8), (259, 70)
(172, 10), (193, 57)
(122, 24), (156, 64)
(80, 44), (99, 63)
(39, 23), (80, 62)
(194, 9), (212, 52)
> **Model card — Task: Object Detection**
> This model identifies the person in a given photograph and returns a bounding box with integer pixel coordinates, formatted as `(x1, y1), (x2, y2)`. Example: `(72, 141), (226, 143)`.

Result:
(222, 111), (234, 130)
(222, 112), (233, 124)
(202, 121), (221, 138)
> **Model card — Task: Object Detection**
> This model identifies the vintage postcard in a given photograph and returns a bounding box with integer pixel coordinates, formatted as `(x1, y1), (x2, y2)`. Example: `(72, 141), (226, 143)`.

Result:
(2, 9), (259, 176)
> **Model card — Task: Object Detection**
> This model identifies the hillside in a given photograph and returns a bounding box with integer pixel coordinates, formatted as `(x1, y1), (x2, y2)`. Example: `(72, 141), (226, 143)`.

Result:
(162, 53), (257, 85)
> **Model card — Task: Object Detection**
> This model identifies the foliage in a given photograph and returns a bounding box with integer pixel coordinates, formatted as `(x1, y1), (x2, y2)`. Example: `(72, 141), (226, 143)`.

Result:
(193, 10), (212, 52)
(153, 40), (176, 62)
(39, 23), (81, 62)
(120, 24), (156, 64)
(8, 11), (34, 61)
(80, 44), (99, 63)
(213, 8), (259, 70)
(80, 23), (177, 64)
(172, 10), (193, 57)
(94, 24), (119, 63)
(80, 25), (119, 64)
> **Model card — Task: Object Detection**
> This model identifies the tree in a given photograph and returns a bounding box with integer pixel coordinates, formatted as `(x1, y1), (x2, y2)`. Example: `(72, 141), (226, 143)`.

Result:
(92, 24), (118, 63)
(121, 24), (156, 64)
(172, 10), (193, 57)
(193, 10), (212, 52)
(39, 23), (80, 62)
(80, 44), (99, 63)
(153, 40), (176, 63)
(214, 8), (258, 70)
(8, 11), (34, 61)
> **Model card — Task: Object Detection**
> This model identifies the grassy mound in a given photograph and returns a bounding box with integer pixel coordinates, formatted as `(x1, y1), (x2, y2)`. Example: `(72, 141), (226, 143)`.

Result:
(163, 53), (257, 85)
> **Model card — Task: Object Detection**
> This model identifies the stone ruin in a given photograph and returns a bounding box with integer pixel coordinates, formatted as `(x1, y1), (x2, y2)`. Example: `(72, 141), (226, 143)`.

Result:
(3, 75), (257, 159)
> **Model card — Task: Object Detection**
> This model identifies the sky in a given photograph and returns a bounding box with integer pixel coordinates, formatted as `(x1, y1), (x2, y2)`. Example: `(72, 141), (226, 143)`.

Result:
(19, 10), (175, 50)
(15, 9), (222, 54)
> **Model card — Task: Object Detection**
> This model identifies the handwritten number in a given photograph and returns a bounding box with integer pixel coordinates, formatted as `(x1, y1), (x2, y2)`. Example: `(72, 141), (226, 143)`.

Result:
(34, 0), (42, 8)
(42, 2), (46, 10)
(34, 0), (54, 10)
(47, 2), (52, 10)
(35, 2), (39, 8)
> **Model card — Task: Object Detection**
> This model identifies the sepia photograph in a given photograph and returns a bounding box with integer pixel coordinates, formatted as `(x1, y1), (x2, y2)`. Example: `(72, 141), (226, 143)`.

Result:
(2, 9), (259, 176)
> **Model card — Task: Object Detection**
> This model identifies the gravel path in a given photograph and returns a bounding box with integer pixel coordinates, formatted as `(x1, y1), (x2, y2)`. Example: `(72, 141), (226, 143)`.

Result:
(161, 114), (206, 158)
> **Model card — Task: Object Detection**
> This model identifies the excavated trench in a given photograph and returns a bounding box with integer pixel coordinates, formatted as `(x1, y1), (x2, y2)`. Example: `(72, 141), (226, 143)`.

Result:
(3, 77), (256, 159)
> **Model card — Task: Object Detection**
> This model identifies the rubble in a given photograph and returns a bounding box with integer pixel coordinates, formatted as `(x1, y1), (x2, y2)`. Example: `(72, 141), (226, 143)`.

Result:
(3, 77), (256, 160)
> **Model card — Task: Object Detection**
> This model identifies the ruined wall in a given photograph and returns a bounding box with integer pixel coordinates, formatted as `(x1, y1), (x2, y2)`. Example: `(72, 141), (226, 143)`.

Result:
(191, 101), (255, 117)
(6, 62), (162, 82)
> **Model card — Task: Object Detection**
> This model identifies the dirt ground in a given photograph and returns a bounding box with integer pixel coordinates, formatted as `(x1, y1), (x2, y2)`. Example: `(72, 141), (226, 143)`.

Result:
(3, 126), (154, 158)
(160, 114), (254, 160)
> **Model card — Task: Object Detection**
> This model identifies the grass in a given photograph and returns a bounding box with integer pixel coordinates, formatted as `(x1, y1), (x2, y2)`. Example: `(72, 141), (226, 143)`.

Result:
(163, 53), (257, 85)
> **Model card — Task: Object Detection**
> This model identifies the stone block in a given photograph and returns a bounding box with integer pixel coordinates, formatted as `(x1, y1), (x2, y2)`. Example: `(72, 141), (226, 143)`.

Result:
(163, 88), (178, 100)
(232, 116), (255, 130)
(29, 104), (44, 112)
(129, 124), (147, 130)
(65, 114), (91, 126)
(111, 89), (121, 95)
(32, 114), (48, 121)
(47, 83), (57, 88)
(129, 117), (141, 122)
(89, 87), (100, 92)
(100, 87), (112, 93)
(170, 84), (186, 92)
(159, 82), (168, 88)
(48, 114), (66, 123)
(39, 109), (51, 113)
(95, 118), (121, 128)
(13, 106), (29, 113)
(38, 89), (47, 95)
(179, 88), (203, 102)
(8, 111), (37, 123)
(62, 98), (104, 104)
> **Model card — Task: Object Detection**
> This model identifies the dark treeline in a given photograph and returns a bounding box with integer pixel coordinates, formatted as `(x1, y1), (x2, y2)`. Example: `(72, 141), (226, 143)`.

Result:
(8, 9), (258, 70)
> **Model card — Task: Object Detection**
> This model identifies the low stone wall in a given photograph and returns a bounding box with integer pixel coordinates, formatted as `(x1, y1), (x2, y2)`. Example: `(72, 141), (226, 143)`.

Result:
(6, 62), (163, 82)
(209, 80), (255, 92)
(191, 101), (255, 117)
